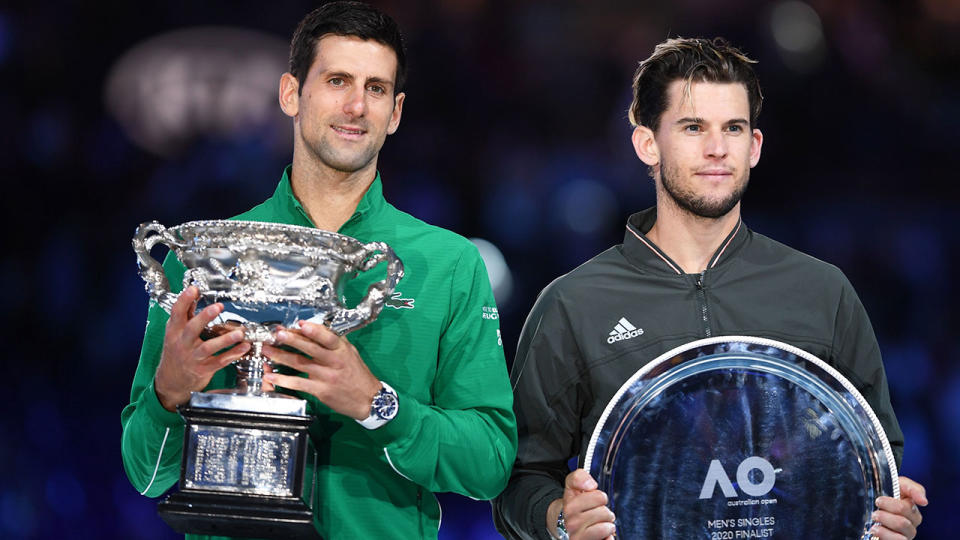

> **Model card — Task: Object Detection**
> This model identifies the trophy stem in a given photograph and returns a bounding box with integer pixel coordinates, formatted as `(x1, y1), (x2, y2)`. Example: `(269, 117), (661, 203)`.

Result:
(235, 341), (268, 395)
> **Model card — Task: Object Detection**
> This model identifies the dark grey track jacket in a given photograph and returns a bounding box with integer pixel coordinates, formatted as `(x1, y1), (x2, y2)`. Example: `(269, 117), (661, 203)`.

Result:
(493, 208), (904, 539)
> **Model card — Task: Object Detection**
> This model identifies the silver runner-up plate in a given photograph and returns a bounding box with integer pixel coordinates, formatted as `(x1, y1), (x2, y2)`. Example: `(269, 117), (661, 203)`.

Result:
(584, 336), (899, 540)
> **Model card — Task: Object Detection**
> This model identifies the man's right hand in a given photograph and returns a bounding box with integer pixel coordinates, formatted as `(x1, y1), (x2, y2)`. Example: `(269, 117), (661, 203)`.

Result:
(154, 286), (250, 411)
(547, 469), (616, 540)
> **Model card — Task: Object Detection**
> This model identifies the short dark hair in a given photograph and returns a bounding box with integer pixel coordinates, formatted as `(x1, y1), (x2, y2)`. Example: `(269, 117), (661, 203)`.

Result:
(629, 37), (762, 130)
(289, 1), (407, 94)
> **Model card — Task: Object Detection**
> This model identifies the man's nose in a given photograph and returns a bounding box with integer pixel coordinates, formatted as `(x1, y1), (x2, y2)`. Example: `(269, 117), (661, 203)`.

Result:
(343, 86), (366, 117)
(704, 130), (728, 158)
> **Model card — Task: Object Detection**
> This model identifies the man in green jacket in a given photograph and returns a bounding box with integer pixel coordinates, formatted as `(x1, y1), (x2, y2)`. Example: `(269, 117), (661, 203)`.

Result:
(121, 2), (517, 538)
(493, 37), (926, 540)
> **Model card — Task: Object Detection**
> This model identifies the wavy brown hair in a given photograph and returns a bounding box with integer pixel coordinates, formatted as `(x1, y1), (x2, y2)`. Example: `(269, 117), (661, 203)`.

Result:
(629, 37), (762, 130)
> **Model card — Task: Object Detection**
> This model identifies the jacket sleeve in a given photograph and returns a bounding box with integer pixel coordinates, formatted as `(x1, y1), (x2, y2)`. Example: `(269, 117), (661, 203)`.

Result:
(493, 281), (584, 540)
(362, 245), (518, 500)
(831, 275), (905, 469)
(119, 255), (187, 497)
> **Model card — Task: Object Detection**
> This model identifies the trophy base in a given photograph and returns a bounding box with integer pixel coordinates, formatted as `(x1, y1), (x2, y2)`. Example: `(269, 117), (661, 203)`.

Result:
(158, 491), (322, 539)
(161, 394), (320, 539)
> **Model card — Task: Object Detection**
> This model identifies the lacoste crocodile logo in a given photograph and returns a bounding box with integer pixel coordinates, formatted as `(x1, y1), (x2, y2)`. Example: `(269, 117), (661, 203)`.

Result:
(385, 292), (415, 309)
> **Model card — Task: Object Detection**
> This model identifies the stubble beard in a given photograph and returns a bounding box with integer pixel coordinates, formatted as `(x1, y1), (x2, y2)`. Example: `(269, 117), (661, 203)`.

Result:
(299, 117), (382, 174)
(312, 132), (381, 173)
(658, 157), (749, 219)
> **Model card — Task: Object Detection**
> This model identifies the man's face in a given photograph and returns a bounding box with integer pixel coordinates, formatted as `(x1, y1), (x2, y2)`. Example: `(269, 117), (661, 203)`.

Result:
(284, 35), (404, 174)
(647, 80), (762, 219)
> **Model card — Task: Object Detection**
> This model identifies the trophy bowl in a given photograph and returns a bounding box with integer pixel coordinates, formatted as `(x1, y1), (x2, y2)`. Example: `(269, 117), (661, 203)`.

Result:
(584, 336), (899, 540)
(133, 219), (404, 395)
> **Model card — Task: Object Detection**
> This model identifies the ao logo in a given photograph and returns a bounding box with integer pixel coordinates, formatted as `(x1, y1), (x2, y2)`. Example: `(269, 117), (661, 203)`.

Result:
(699, 456), (777, 499)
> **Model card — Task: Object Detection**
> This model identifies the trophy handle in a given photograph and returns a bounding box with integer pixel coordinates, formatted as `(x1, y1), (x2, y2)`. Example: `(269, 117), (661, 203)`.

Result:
(132, 221), (181, 313)
(328, 241), (404, 335)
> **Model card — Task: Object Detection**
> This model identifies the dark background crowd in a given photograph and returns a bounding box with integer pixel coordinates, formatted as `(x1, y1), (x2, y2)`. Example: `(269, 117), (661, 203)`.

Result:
(2, 0), (957, 538)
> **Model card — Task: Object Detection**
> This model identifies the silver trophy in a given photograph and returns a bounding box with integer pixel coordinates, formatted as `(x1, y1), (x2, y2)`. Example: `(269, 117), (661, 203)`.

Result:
(585, 336), (899, 540)
(132, 219), (403, 539)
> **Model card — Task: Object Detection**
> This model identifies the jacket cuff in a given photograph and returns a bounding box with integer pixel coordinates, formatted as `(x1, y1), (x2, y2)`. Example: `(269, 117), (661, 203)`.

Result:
(360, 388), (420, 448)
(531, 489), (562, 540)
(144, 380), (187, 428)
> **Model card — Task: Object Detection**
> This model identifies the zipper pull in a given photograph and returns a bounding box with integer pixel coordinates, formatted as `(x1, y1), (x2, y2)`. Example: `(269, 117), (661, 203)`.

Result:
(696, 272), (705, 289)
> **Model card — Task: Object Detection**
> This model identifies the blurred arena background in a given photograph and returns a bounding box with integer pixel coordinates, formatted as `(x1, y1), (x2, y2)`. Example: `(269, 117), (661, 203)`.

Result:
(1, 0), (957, 538)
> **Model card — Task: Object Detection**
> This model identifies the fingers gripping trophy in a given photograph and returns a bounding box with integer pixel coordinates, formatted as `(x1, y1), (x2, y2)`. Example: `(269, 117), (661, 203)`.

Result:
(133, 219), (403, 539)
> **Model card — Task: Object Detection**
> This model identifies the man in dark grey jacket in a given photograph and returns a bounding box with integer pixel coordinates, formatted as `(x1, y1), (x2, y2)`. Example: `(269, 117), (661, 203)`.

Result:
(493, 37), (927, 540)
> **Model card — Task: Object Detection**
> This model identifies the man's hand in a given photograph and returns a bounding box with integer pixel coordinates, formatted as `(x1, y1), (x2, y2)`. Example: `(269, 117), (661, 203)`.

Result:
(262, 321), (381, 420)
(154, 286), (250, 411)
(870, 476), (927, 539)
(547, 469), (615, 540)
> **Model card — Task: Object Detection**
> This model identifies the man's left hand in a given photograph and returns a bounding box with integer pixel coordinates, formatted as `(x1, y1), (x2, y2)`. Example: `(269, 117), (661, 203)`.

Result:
(870, 476), (927, 539)
(262, 321), (381, 420)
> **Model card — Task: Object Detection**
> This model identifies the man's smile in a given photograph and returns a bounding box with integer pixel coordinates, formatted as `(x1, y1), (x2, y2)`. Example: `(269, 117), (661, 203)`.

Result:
(331, 124), (367, 140)
(693, 167), (734, 181)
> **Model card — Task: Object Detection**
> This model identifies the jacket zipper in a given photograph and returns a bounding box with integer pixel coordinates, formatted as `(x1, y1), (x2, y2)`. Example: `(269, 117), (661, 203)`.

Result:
(417, 487), (424, 537)
(695, 272), (711, 337)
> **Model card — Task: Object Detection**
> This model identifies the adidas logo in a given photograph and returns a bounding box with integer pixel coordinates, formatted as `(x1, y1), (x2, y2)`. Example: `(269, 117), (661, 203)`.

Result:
(607, 317), (644, 344)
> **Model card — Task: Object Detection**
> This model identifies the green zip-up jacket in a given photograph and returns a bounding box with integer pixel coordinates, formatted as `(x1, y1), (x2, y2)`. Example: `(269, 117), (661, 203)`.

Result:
(493, 208), (903, 539)
(121, 168), (518, 539)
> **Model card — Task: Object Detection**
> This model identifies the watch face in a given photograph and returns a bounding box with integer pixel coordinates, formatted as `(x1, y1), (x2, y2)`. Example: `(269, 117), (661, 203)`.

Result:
(584, 336), (899, 540)
(374, 390), (398, 420)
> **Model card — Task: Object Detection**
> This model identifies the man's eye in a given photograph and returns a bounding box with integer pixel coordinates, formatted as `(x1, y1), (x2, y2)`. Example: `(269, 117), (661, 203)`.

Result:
(329, 78), (344, 86)
(368, 85), (385, 94)
(684, 124), (701, 133)
(727, 125), (742, 133)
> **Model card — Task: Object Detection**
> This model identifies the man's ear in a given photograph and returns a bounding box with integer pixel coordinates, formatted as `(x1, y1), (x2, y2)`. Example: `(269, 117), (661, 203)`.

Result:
(279, 72), (300, 119)
(386, 92), (405, 135)
(631, 125), (660, 167)
(749, 127), (763, 168)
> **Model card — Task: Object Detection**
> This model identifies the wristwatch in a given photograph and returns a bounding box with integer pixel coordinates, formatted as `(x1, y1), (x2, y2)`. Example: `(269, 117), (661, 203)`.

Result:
(554, 509), (570, 540)
(357, 381), (399, 430)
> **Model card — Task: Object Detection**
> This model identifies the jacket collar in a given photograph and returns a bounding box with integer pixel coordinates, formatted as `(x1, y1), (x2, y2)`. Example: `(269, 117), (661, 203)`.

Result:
(621, 207), (747, 275)
(267, 165), (386, 231)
